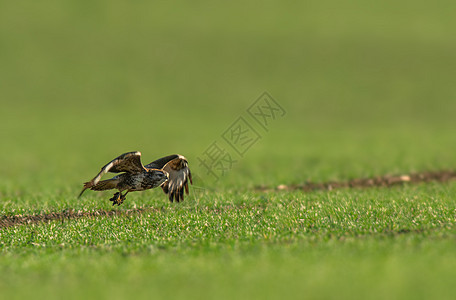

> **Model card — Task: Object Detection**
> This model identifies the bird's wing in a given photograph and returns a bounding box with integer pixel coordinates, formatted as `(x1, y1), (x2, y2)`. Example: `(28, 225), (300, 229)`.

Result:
(144, 154), (180, 169)
(146, 154), (192, 202)
(78, 151), (145, 198)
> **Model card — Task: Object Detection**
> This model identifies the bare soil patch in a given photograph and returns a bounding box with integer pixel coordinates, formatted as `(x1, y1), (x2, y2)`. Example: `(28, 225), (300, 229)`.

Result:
(255, 170), (456, 192)
(2, 170), (455, 229)
(0, 207), (156, 229)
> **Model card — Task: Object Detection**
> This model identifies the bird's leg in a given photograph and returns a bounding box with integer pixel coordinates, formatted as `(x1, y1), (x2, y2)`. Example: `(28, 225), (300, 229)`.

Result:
(109, 192), (121, 205)
(109, 191), (126, 206)
(110, 191), (130, 206)
(120, 191), (129, 202)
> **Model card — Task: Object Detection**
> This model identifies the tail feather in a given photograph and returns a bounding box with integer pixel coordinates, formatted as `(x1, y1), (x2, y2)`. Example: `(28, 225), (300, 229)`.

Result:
(91, 179), (119, 191)
(78, 181), (94, 198)
(78, 178), (119, 198)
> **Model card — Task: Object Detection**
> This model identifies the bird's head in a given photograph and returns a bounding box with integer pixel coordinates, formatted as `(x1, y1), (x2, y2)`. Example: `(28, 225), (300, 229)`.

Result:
(152, 169), (169, 187)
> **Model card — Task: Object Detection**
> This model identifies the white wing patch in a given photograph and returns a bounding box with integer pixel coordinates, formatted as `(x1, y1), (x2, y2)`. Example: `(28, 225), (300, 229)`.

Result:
(78, 151), (144, 198)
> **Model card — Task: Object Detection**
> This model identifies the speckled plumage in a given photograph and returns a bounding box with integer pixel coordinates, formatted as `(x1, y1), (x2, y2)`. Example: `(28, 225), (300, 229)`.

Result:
(79, 152), (192, 205)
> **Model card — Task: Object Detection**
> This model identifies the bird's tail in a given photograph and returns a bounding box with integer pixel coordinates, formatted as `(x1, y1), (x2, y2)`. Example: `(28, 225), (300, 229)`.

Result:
(91, 179), (119, 191)
(78, 179), (119, 198)
(78, 181), (94, 198)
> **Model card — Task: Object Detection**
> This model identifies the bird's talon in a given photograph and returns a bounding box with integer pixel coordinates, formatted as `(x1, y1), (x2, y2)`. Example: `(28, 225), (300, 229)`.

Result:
(109, 192), (125, 206)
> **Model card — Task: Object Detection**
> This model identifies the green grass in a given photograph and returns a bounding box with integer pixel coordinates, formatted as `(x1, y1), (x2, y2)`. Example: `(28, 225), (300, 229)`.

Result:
(1, 0), (456, 299)
(2, 184), (456, 299)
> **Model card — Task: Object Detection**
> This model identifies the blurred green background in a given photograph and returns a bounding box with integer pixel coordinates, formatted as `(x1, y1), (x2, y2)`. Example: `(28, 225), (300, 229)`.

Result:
(0, 0), (455, 195)
(1, 2), (456, 299)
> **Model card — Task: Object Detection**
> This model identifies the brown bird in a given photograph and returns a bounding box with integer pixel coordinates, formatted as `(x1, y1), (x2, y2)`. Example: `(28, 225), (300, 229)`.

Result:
(78, 151), (192, 205)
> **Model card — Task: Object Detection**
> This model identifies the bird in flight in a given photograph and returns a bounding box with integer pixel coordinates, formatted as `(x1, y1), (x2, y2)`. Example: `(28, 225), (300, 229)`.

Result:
(78, 151), (192, 205)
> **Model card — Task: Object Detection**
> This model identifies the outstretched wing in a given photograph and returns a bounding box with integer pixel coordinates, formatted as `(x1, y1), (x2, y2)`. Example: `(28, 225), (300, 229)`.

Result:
(78, 151), (145, 198)
(144, 154), (180, 169)
(146, 154), (192, 202)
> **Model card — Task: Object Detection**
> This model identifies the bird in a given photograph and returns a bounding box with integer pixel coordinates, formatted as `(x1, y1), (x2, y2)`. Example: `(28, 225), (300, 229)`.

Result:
(78, 151), (192, 205)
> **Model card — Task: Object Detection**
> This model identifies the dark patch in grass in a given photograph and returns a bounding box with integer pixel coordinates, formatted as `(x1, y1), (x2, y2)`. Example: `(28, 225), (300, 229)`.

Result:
(2, 170), (456, 229)
(256, 170), (456, 192)
(0, 207), (155, 229)
(0, 203), (264, 229)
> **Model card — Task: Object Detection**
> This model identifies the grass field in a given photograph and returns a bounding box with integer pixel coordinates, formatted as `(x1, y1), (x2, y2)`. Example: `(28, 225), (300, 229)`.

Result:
(1, 1), (456, 299)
